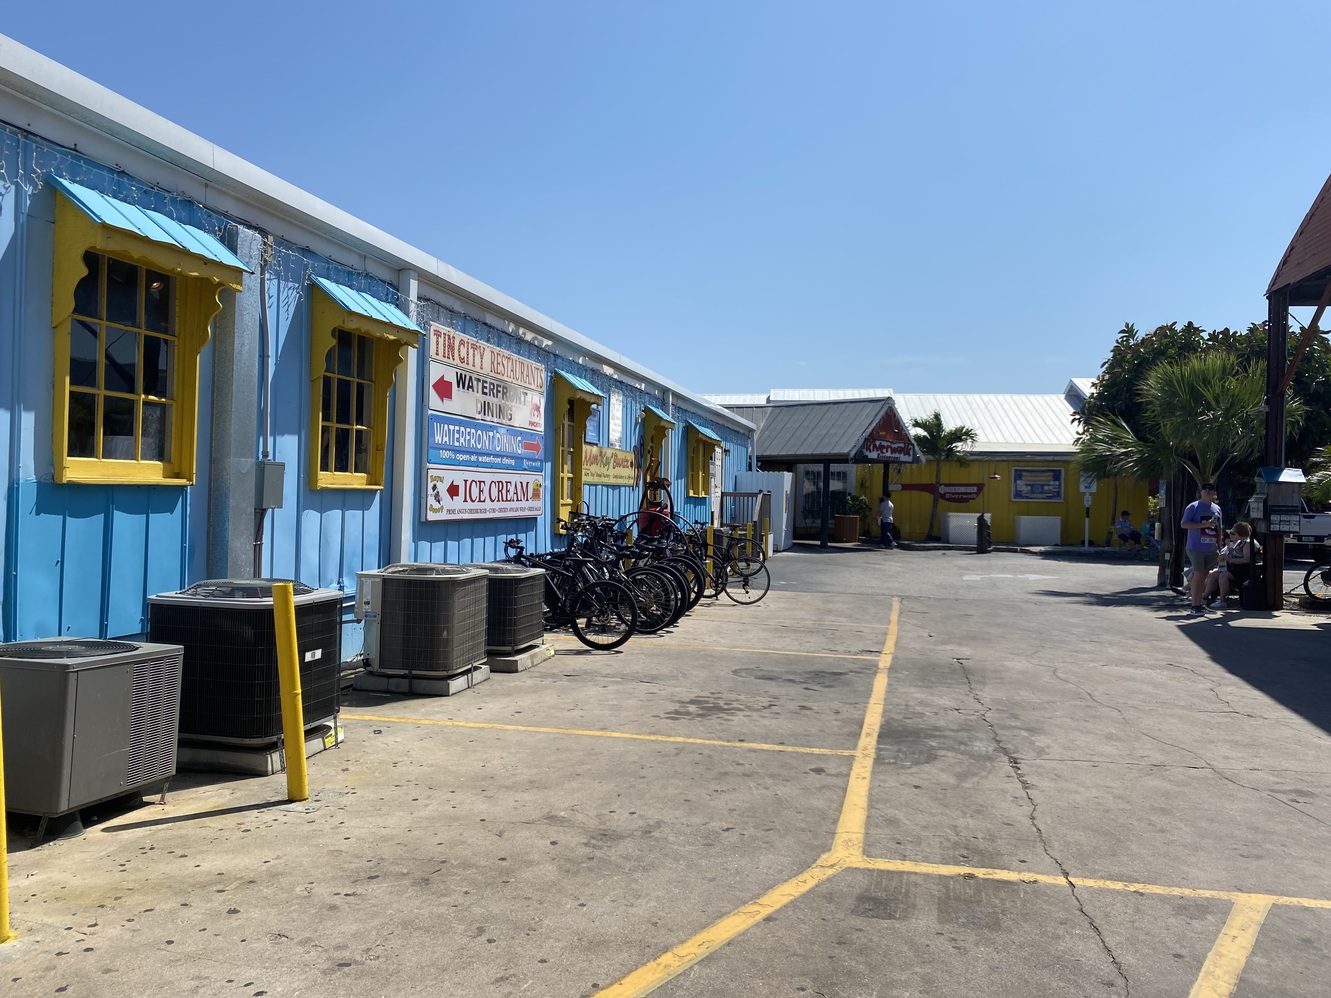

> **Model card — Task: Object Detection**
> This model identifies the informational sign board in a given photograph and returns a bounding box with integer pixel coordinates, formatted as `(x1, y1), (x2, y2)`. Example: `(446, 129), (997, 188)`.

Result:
(423, 323), (549, 522)
(1079, 473), (1097, 493)
(856, 407), (916, 462)
(423, 467), (544, 521)
(1012, 467), (1064, 502)
(585, 404), (601, 444)
(426, 413), (543, 473)
(583, 445), (638, 485)
(608, 391), (624, 448)
(428, 359), (544, 431)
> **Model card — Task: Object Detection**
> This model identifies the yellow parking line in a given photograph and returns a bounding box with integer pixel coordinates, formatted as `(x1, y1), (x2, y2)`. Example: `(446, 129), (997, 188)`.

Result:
(1188, 899), (1272, 998)
(854, 856), (1331, 910)
(593, 598), (902, 997)
(592, 858), (844, 998)
(830, 597), (899, 861)
(343, 713), (856, 757)
(546, 636), (878, 662)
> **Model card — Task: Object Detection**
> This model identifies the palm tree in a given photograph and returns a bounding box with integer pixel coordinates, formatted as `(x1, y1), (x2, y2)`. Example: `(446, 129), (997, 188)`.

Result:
(1076, 350), (1293, 585)
(910, 411), (978, 541)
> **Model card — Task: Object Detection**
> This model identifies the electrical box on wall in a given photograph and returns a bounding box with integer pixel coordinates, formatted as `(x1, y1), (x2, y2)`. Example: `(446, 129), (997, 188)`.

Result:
(256, 461), (285, 509)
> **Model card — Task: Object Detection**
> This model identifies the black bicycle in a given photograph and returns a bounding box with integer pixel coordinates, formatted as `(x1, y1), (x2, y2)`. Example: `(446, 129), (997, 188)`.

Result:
(504, 539), (639, 650)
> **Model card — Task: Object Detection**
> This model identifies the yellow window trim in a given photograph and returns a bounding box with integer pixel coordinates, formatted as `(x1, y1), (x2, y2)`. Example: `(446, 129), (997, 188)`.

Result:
(50, 196), (244, 485)
(308, 287), (414, 490)
(686, 425), (721, 498)
(552, 374), (597, 530)
(641, 407), (675, 480)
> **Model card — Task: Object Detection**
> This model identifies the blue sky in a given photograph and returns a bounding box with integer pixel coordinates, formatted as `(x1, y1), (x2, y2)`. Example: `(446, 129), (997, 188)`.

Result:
(6, 1), (1331, 394)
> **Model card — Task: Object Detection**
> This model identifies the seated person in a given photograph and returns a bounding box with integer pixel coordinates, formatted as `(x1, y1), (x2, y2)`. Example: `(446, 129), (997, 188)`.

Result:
(1114, 510), (1143, 548)
(1140, 513), (1160, 550)
(1204, 522), (1260, 606)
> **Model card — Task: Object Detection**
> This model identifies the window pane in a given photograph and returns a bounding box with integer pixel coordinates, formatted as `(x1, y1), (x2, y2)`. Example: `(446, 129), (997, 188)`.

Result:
(144, 271), (173, 334)
(141, 402), (171, 462)
(335, 378), (351, 425)
(68, 391), (97, 457)
(355, 382), (369, 427)
(334, 427), (351, 473)
(104, 326), (138, 394)
(70, 320), (100, 388)
(102, 396), (136, 460)
(321, 377), (333, 422)
(320, 426), (333, 473)
(73, 253), (101, 319)
(105, 258), (140, 328)
(336, 329), (354, 376)
(142, 336), (174, 399)
(354, 429), (370, 475)
(323, 343), (337, 375)
(356, 335), (374, 378)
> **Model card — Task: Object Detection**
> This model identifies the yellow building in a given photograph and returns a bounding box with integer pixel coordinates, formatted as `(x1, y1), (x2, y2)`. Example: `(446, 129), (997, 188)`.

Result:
(887, 383), (1151, 546)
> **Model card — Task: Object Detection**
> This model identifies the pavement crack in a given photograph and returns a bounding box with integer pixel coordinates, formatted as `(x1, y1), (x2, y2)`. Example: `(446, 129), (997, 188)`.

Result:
(957, 659), (1131, 997)
(1051, 667), (1331, 831)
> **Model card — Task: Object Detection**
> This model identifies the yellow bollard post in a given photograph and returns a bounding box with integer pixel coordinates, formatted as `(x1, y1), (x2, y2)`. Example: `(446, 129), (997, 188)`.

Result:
(706, 524), (715, 586)
(0, 677), (14, 943)
(272, 582), (309, 803)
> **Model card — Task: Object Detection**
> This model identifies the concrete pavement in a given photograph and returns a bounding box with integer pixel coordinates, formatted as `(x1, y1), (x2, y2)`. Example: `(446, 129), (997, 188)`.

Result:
(3, 544), (1330, 996)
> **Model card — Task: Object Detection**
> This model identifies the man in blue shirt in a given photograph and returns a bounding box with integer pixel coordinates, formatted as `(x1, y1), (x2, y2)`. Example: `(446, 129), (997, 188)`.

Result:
(1180, 482), (1222, 615)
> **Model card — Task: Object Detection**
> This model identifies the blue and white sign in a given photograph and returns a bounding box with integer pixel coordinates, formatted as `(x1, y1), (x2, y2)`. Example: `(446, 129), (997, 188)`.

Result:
(427, 413), (544, 472)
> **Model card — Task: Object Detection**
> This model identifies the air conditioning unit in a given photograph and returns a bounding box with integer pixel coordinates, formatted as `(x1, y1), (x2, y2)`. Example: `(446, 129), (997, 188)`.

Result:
(0, 639), (182, 819)
(375, 564), (488, 678)
(468, 562), (546, 653)
(147, 579), (342, 746)
(354, 569), (385, 668)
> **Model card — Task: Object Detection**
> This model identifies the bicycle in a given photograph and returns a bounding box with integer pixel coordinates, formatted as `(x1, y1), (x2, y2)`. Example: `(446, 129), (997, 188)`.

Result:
(503, 538), (639, 650)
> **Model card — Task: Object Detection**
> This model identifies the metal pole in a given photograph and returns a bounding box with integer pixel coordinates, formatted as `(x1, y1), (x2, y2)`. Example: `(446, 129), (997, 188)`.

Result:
(1263, 291), (1289, 611)
(819, 461), (831, 548)
(0, 676), (14, 942)
(273, 582), (309, 802)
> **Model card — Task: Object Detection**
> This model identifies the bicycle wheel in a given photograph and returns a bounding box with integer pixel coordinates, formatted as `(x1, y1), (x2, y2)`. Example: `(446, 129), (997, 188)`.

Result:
(625, 566), (679, 634)
(727, 537), (766, 577)
(571, 579), (639, 650)
(649, 560), (694, 621)
(1303, 561), (1331, 602)
(723, 561), (770, 605)
(667, 555), (707, 611)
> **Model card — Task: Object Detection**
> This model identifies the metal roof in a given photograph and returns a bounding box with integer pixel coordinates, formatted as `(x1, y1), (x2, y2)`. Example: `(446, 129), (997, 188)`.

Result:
(1269, 172), (1331, 305)
(643, 403), (675, 426)
(753, 398), (893, 462)
(311, 276), (417, 335)
(891, 394), (1079, 457)
(553, 369), (603, 398)
(48, 174), (250, 273)
(686, 420), (723, 444)
(768, 388), (893, 402)
(701, 393), (769, 406)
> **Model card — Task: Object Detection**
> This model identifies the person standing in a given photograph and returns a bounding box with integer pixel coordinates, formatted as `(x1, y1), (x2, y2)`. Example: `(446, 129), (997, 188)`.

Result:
(878, 494), (895, 549)
(1181, 482), (1223, 616)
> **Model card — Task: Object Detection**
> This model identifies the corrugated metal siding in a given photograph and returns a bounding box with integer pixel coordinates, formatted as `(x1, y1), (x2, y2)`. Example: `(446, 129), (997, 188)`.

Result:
(891, 394), (1078, 456)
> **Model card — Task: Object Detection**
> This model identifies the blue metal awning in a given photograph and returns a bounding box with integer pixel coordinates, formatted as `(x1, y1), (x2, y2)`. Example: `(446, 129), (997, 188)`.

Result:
(554, 369), (603, 399)
(686, 420), (723, 444)
(644, 403), (676, 426)
(311, 277), (417, 336)
(48, 175), (250, 273)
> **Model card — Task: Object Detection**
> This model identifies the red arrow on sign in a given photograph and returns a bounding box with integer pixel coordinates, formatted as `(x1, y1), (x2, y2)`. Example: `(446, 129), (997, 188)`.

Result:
(433, 373), (454, 401)
(522, 441), (542, 453)
(446, 480), (460, 500)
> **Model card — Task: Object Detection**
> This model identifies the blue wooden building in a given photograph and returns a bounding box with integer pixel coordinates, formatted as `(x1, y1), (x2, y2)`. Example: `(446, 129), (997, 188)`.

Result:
(0, 36), (752, 648)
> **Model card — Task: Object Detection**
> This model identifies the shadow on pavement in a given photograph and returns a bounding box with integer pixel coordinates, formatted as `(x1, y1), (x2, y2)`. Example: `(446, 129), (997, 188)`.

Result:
(1038, 584), (1331, 738)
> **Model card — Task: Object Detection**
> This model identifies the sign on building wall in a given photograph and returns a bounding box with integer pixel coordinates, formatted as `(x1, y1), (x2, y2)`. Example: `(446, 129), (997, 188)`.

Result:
(583, 445), (638, 486)
(1012, 467), (1064, 502)
(424, 323), (549, 521)
(608, 391), (624, 448)
(857, 407), (915, 462)
(424, 467), (544, 521)
(426, 413), (543, 473)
